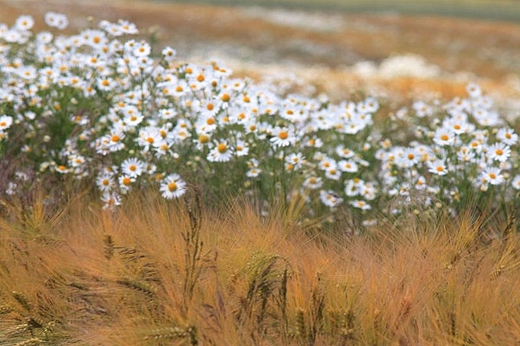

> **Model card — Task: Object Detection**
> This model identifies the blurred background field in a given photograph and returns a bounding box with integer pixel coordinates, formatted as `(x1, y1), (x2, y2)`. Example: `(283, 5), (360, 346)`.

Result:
(1, 0), (520, 118)
(162, 0), (520, 22)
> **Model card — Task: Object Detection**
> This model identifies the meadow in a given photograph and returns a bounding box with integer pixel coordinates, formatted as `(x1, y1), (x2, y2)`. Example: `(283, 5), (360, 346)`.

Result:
(1, 4), (520, 345)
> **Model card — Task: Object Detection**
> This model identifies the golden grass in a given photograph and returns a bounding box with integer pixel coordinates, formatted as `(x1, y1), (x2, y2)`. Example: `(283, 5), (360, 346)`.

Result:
(1, 190), (519, 345)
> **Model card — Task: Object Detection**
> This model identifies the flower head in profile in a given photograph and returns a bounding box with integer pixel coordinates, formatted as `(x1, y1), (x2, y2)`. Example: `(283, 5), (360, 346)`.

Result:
(101, 192), (121, 210)
(350, 199), (371, 210)
(160, 174), (187, 199)
(320, 190), (343, 208)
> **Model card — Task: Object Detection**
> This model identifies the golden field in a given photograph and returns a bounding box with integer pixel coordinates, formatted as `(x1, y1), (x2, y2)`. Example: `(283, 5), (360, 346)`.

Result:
(1, 191), (520, 345)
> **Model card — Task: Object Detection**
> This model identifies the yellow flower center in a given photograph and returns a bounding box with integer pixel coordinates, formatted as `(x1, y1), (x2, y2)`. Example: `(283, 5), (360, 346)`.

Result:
(496, 149), (503, 156)
(111, 135), (120, 142)
(146, 137), (154, 144)
(278, 131), (288, 140)
(206, 118), (215, 125)
(199, 134), (210, 144)
(440, 134), (449, 141)
(436, 166), (444, 172)
(122, 177), (132, 186)
(489, 173), (496, 179)
(217, 143), (227, 153)
(407, 154), (415, 160)
(221, 93), (230, 102)
(168, 182), (177, 192)
(129, 165), (136, 171)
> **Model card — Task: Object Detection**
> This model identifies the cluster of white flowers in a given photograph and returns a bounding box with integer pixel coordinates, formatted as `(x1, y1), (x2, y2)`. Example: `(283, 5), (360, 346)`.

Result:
(0, 14), (518, 220)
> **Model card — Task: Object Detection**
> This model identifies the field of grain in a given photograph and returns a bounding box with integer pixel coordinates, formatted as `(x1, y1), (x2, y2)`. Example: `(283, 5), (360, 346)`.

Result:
(1, 193), (520, 345)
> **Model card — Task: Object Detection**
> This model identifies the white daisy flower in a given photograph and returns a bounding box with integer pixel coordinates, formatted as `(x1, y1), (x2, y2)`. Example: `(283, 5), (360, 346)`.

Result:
(270, 127), (295, 148)
(208, 141), (233, 162)
(350, 200), (371, 210)
(433, 127), (456, 147)
(160, 174), (187, 199)
(338, 160), (358, 173)
(497, 128), (518, 146)
(285, 153), (305, 170)
(0, 115), (13, 131)
(101, 192), (121, 210)
(479, 167), (504, 186)
(428, 160), (448, 176)
(512, 175), (520, 190)
(96, 173), (115, 192)
(162, 46), (177, 61)
(119, 175), (135, 193)
(303, 176), (322, 190)
(487, 143), (511, 162)
(121, 158), (145, 178)
(325, 167), (341, 181)
(15, 15), (34, 31)
(320, 190), (343, 208)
